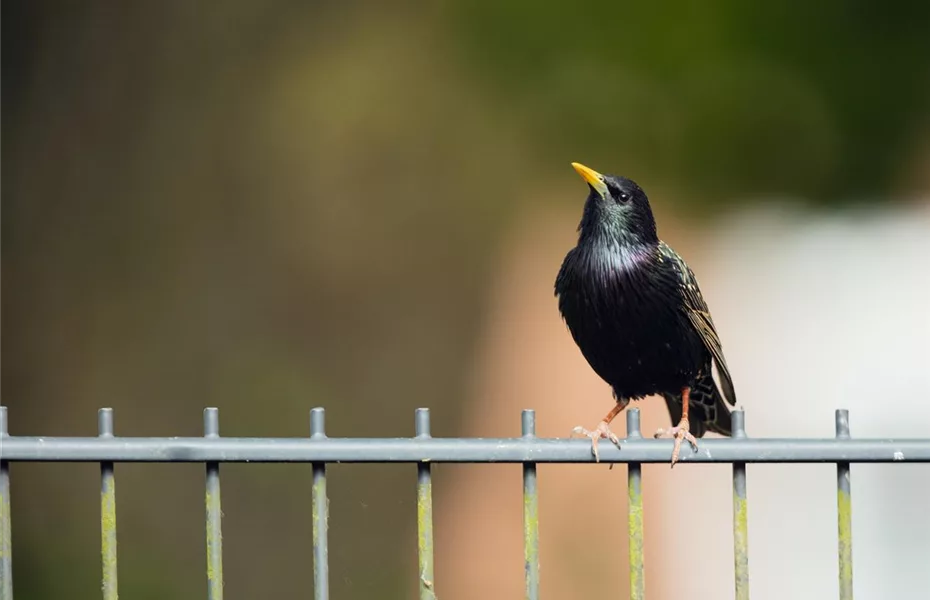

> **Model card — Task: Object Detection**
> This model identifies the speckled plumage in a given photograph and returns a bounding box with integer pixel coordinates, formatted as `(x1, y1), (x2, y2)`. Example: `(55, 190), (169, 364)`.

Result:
(555, 165), (736, 447)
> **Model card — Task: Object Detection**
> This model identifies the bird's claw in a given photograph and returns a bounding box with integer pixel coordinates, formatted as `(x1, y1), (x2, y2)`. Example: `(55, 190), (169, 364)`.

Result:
(654, 419), (698, 468)
(571, 421), (622, 462)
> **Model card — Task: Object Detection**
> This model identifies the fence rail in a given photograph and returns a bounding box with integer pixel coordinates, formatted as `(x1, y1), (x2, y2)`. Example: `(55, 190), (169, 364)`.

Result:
(0, 404), (928, 600)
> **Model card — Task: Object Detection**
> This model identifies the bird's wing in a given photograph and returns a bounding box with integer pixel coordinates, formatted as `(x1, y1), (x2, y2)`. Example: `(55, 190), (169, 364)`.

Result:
(660, 242), (737, 406)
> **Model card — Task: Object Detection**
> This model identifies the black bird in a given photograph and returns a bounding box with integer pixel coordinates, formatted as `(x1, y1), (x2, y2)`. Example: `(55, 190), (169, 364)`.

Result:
(555, 162), (736, 466)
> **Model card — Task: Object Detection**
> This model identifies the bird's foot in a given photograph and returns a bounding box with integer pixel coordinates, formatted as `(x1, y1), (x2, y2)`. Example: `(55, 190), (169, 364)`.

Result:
(571, 420), (621, 462)
(653, 418), (698, 467)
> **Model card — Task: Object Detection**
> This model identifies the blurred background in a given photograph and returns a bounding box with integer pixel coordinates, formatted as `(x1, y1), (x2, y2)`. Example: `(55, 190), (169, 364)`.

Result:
(3, 1), (930, 599)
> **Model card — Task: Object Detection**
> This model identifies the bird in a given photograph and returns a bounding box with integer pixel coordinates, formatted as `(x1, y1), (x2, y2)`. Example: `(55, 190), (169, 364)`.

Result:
(554, 162), (736, 466)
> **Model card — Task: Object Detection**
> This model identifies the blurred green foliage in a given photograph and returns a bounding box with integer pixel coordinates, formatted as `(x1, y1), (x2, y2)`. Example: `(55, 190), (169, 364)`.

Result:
(448, 0), (930, 210)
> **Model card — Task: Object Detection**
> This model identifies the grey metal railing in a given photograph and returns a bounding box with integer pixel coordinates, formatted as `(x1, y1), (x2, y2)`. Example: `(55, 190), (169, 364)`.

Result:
(0, 404), (928, 600)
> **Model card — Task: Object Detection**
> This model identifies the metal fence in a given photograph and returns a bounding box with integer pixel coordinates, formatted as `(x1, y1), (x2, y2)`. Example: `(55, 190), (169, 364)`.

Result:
(1, 404), (929, 600)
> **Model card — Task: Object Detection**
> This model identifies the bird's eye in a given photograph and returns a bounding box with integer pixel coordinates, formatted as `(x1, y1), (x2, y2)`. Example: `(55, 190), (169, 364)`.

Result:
(608, 184), (630, 203)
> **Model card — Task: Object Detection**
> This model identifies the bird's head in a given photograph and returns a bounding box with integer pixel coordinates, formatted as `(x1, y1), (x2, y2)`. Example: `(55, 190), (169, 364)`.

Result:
(571, 162), (658, 247)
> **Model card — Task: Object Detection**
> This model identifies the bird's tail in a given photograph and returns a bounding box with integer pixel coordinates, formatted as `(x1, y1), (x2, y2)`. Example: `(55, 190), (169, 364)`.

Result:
(661, 372), (733, 438)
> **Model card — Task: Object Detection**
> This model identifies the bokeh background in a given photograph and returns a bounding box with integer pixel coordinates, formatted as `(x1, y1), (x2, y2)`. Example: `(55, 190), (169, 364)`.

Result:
(3, 2), (930, 599)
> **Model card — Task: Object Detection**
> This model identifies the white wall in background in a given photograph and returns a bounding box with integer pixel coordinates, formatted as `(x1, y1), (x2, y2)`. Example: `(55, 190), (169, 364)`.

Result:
(662, 201), (930, 600)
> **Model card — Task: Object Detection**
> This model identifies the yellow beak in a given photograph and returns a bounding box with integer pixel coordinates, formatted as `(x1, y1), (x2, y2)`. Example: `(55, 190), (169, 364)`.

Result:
(571, 162), (609, 198)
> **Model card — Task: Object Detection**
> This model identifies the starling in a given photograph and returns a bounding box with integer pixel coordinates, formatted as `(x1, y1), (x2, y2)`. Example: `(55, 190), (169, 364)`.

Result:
(555, 163), (736, 466)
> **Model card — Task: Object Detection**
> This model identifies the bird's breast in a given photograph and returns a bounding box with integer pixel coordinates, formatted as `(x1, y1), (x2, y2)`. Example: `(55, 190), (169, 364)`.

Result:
(556, 245), (705, 396)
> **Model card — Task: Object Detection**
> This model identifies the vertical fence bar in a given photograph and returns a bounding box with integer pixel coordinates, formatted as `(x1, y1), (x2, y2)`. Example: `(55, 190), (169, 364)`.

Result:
(0, 407), (13, 600)
(310, 408), (330, 600)
(731, 410), (749, 600)
(835, 409), (853, 600)
(99, 408), (118, 600)
(626, 408), (645, 600)
(204, 408), (224, 600)
(415, 409), (436, 600)
(522, 409), (540, 600)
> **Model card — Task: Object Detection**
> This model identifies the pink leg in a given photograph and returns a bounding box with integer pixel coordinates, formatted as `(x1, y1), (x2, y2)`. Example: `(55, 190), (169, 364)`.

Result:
(653, 386), (699, 467)
(572, 400), (628, 462)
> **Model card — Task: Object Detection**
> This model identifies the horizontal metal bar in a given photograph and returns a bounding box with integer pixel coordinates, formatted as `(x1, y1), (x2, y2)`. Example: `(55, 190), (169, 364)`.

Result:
(0, 435), (927, 463)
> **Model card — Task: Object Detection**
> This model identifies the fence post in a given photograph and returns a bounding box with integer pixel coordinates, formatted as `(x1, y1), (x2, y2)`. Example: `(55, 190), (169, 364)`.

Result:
(99, 408), (118, 600)
(522, 409), (540, 600)
(0, 407), (13, 600)
(731, 410), (749, 600)
(310, 408), (330, 600)
(204, 408), (224, 600)
(626, 408), (644, 600)
(836, 409), (853, 600)
(415, 409), (436, 600)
